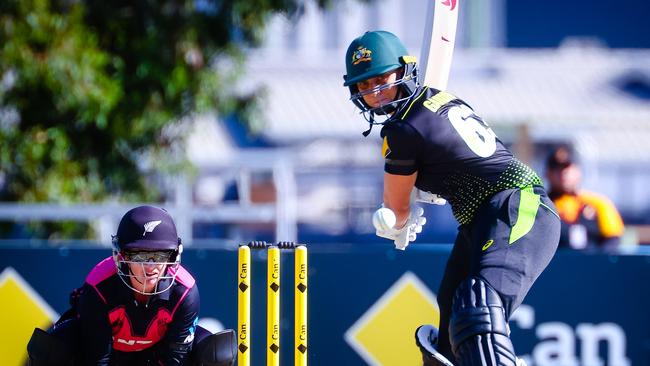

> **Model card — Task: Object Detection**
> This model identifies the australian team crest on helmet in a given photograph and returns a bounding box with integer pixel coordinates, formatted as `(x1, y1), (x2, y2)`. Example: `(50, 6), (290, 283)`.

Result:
(352, 46), (372, 65)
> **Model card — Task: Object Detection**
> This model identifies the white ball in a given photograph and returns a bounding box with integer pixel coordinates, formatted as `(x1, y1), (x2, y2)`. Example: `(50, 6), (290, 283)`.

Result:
(372, 207), (396, 231)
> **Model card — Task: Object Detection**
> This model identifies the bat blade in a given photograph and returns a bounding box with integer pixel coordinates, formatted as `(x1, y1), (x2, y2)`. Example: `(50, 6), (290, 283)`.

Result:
(420, 0), (459, 90)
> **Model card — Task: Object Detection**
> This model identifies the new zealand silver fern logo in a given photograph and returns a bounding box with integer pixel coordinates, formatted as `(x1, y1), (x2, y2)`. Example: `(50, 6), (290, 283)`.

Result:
(143, 220), (162, 236)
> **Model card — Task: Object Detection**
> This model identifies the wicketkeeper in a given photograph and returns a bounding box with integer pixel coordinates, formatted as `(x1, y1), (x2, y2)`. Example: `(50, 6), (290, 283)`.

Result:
(26, 205), (237, 366)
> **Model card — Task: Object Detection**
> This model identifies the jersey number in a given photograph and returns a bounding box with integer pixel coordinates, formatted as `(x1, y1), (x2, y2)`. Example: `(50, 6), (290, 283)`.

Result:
(447, 105), (497, 157)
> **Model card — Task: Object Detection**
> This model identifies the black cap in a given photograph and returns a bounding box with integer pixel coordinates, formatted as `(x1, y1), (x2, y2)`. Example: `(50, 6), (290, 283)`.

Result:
(115, 205), (179, 251)
(546, 146), (576, 170)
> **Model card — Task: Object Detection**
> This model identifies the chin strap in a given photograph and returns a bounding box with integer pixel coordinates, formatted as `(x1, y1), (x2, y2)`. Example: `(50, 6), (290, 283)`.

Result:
(361, 111), (377, 137)
(362, 123), (373, 137)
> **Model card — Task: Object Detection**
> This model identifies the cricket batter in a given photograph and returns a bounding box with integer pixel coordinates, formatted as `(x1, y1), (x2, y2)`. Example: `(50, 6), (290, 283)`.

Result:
(343, 30), (561, 366)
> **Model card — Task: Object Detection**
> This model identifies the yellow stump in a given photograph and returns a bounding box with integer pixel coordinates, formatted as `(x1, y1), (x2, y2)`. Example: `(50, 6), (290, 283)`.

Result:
(237, 245), (251, 366)
(295, 245), (308, 366)
(267, 246), (281, 366)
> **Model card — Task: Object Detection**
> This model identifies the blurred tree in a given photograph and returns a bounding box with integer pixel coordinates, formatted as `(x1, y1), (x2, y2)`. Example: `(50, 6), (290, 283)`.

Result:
(0, 0), (333, 238)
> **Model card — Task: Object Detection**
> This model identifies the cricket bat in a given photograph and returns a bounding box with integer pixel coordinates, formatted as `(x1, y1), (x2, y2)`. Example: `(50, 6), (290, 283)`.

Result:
(419, 0), (459, 90)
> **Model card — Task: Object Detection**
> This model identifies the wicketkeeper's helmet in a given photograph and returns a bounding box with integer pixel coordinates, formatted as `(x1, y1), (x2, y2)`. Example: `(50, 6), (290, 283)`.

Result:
(112, 205), (183, 295)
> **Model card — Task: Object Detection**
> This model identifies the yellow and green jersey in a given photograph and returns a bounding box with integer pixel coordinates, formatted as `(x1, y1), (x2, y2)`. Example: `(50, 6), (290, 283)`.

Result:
(381, 87), (542, 225)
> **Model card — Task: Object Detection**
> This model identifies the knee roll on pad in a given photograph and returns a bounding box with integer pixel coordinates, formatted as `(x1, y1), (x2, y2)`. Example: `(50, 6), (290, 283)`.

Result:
(191, 329), (237, 366)
(26, 328), (75, 366)
(449, 277), (517, 366)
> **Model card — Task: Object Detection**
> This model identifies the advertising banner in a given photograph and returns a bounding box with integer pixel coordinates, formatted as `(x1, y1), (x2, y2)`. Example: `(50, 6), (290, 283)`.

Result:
(1, 244), (648, 365)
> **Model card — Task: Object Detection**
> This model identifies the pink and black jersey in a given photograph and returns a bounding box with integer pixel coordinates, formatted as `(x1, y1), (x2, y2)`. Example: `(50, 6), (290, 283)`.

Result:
(77, 257), (200, 365)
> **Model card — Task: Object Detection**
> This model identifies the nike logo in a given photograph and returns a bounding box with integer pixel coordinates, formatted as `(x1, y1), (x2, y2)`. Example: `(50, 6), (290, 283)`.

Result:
(482, 239), (494, 251)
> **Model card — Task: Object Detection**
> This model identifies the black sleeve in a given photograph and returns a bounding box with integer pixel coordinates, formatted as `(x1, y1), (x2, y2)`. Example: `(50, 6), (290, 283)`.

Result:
(158, 285), (201, 365)
(77, 284), (112, 365)
(381, 122), (422, 176)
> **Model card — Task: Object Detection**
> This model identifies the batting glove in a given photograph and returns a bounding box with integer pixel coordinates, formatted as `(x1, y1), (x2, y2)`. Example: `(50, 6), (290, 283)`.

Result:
(413, 188), (447, 206)
(376, 205), (427, 250)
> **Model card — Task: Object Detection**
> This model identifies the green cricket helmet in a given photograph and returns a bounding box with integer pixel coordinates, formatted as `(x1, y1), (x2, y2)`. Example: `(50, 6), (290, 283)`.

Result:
(343, 30), (419, 134)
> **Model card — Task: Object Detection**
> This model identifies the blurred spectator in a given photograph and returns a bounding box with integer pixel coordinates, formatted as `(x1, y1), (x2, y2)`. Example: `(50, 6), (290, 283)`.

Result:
(545, 146), (624, 249)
